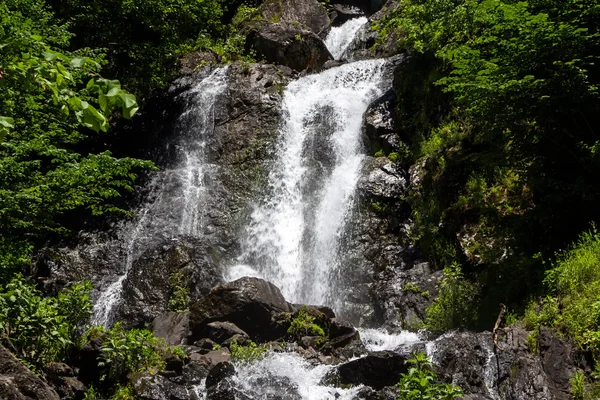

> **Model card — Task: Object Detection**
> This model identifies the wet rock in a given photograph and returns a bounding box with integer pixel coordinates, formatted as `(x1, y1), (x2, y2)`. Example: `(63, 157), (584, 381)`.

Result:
(330, 4), (365, 26)
(431, 327), (577, 400)
(361, 157), (407, 199)
(206, 362), (236, 391)
(190, 348), (232, 369)
(204, 322), (250, 344)
(363, 89), (400, 155)
(45, 362), (86, 400)
(189, 277), (294, 342)
(117, 238), (222, 328)
(258, 0), (331, 35)
(322, 60), (346, 70)
(0, 344), (60, 400)
(332, 351), (409, 389)
(246, 24), (333, 72)
(194, 338), (218, 351)
(133, 373), (189, 400)
(152, 312), (190, 345)
(332, 0), (385, 15)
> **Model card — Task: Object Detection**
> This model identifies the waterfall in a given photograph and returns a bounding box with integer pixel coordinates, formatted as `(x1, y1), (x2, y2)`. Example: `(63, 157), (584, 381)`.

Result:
(227, 20), (389, 314)
(325, 17), (368, 60)
(92, 67), (229, 326)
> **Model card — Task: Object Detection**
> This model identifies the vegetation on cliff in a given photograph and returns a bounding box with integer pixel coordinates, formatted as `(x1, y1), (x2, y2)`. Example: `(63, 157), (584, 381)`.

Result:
(379, 0), (600, 326)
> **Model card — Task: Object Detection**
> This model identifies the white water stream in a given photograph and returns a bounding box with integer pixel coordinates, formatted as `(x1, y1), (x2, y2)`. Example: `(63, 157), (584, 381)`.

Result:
(92, 67), (229, 326)
(325, 17), (368, 60)
(228, 24), (387, 310)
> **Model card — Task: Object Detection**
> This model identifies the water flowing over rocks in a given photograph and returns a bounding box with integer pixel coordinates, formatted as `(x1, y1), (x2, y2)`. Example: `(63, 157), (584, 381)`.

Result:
(28, 8), (587, 399)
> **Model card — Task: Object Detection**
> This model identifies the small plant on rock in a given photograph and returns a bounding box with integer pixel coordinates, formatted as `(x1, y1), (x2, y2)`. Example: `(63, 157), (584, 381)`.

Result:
(396, 352), (463, 400)
(230, 340), (268, 364)
(287, 307), (325, 337)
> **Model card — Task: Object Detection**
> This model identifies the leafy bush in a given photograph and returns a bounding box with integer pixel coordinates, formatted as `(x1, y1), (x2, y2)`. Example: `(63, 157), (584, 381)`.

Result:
(0, 276), (92, 366)
(287, 308), (326, 337)
(396, 352), (463, 400)
(168, 271), (190, 312)
(230, 340), (268, 364)
(0, 0), (153, 279)
(98, 323), (165, 383)
(425, 265), (479, 330)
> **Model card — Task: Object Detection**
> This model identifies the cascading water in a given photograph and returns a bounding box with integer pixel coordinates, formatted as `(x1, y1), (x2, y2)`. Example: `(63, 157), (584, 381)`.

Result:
(324, 17), (368, 60)
(228, 23), (389, 312)
(92, 67), (229, 326)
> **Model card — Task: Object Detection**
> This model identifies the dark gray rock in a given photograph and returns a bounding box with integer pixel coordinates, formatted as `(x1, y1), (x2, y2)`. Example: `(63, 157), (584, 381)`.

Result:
(133, 373), (190, 400)
(330, 4), (365, 26)
(152, 312), (190, 346)
(431, 327), (577, 400)
(258, 0), (331, 35)
(204, 322), (250, 344)
(189, 277), (294, 342)
(363, 89), (401, 155)
(331, 351), (409, 389)
(0, 345), (60, 400)
(332, 0), (385, 15)
(246, 23), (333, 72)
(116, 238), (221, 328)
(206, 362), (236, 391)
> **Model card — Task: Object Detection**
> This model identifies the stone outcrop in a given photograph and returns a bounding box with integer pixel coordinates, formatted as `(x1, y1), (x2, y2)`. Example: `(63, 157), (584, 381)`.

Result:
(0, 345), (60, 400)
(246, 24), (333, 72)
(189, 277), (294, 342)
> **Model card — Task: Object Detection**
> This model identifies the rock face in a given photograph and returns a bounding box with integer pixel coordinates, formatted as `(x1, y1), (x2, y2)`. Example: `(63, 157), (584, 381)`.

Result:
(258, 0), (331, 35)
(430, 327), (577, 400)
(117, 238), (221, 328)
(0, 345), (60, 400)
(189, 277), (294, 342)
(151, 312), (190, 346)
(246, 24), (333, 72)
(242, 0), (333, 71)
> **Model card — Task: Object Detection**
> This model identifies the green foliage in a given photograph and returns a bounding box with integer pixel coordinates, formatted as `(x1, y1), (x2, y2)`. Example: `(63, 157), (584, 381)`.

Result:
(425, 265), (479, 330)
(571, 370), (587, 400)
(403, 282), (430, 298)
(0, 276), (92, 367)
(52, 0), (226, 95)
(381, 0), (600, 325)
(0, 0), (153, 278)
(396, 352), (463, 400)
(168, 271), (190, 312)
(98, 322), (165, 383)
(287, 308), (326, 337)
(230, 340), (268, 364)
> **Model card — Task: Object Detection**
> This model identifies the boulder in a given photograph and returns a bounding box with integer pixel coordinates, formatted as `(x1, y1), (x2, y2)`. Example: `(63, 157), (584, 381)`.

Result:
(258, 0), (330, 35)
(189, 277), (294, 342)
(0, 344), (60, 400)
(363, 89), (400, 155)
(206, 362), (236, 390)
(133, 374), (190, 400)
(330, 4), (365, 26)
(331, 351), (409, 389)
(190, 348), (232, 369)
(204, 322), (250, 344)
(246, 24), (333, 72)
(151, 312), (190, 346)
(117, 238), (222, 328)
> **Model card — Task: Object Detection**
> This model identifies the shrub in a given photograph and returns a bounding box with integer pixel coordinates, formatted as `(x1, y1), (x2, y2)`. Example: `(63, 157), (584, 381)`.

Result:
(167, 271), (190, 312)
(98, 323), (165, 383)
(0, 276), (92, 367)
(287, 308), (325, 337)
(396, 352), (463, 400)
(230, 340), (268, 364)
(425, 265), (479, 330)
